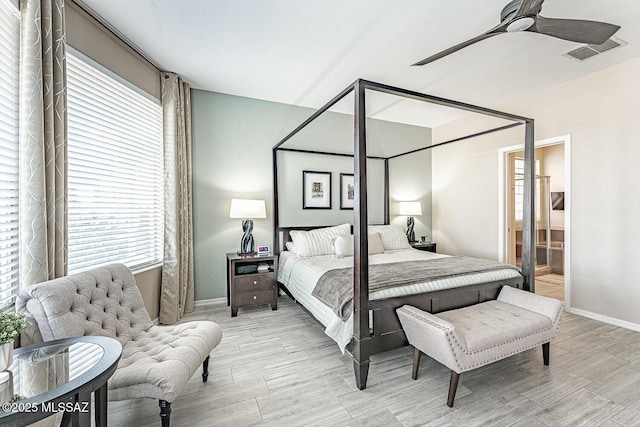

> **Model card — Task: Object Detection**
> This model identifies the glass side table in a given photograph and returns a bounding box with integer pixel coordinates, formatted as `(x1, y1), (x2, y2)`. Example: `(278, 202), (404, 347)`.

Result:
(0, 336), (121, 427)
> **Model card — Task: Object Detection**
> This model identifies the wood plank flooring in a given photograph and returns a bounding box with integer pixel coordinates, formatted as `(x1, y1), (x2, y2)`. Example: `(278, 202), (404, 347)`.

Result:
(536, 274), (565, 301)
(108, 295), (640, 426)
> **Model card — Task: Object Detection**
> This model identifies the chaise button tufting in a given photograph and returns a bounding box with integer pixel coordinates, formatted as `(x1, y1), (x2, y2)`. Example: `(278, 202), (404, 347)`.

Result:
(19, 263), (224, 423)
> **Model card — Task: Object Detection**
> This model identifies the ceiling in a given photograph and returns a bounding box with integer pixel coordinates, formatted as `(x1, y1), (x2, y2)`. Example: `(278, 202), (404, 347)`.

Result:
(80, 0), (640, 128)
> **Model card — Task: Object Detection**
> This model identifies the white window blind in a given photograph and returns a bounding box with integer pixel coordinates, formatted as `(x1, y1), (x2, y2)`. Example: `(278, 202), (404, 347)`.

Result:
(0, 0), (20, 309)
(67, 51), (163, 274)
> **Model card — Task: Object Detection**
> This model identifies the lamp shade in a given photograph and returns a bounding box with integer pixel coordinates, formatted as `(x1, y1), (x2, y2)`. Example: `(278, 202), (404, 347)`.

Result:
(229, 199), (267, 219)
(398, 201), (422, 216)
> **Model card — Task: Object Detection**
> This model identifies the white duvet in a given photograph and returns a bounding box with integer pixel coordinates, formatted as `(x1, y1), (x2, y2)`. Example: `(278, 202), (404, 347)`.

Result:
(277, 248), (521, 352)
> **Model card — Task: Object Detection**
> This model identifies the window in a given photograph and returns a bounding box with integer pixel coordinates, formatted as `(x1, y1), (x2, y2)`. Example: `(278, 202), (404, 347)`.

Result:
(0, 0), (20, 309)
(67, 50), (163, 273)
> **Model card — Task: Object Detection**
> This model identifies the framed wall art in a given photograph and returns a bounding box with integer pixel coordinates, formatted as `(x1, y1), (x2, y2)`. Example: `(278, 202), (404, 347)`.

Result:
(303, 170), (331, 209)
(340, 173), (354, 210)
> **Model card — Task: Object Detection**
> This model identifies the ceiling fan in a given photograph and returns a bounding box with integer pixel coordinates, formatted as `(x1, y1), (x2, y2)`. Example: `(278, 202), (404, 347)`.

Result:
(412, 0), (621, 66)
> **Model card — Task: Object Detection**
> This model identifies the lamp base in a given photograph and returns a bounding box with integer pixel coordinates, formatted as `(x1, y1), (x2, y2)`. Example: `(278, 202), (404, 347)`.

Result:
(240, 219), (255, 255)
(406, 216), (416, 243)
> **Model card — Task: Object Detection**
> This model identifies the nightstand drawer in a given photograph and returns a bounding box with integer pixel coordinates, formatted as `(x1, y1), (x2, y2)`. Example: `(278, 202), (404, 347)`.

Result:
(234, 273), (274, 291)
(234, 289), (275, 306)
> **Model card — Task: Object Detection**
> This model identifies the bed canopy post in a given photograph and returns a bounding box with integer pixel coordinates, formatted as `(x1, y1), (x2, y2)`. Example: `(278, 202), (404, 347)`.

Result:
(353, 79), (371, 390)
(521, 120), (536, 292)
(271, 78), (534, 391)
(384, 159), (390, 224)
(272, 148), (280, 254)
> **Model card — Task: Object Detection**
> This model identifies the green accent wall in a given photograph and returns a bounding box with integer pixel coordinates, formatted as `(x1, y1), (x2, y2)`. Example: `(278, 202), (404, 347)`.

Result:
(191, 90), (432, 301)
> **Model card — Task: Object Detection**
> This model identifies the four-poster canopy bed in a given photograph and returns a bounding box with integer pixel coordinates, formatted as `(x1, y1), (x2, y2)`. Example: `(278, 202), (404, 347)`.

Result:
(272, 79), (536, 390)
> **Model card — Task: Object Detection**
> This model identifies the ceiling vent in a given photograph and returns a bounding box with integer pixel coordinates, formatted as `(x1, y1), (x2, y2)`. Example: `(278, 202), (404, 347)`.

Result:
(563, 36), (627, 61)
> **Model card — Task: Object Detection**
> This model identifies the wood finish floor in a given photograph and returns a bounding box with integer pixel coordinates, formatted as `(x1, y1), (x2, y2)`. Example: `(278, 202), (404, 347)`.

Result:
(535, 274), (565, 301)
(108, 296), (640, 426)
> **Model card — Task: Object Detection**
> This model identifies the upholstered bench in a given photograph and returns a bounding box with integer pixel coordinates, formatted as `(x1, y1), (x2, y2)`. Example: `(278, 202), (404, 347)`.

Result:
(17, 263), (223, 427)
(397, 286), (564, 407)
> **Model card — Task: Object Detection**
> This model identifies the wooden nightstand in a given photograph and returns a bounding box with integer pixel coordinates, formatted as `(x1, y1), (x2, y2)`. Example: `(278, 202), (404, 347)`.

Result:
(226, 253), (278, 317)
(411, 242), (437, 253)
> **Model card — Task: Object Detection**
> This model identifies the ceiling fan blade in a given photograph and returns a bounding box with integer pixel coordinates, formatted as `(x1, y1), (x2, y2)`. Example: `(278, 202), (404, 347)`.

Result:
(412, 23), (507, 66)
(532, 16), (621, 45)
(514, 0), (545, 18)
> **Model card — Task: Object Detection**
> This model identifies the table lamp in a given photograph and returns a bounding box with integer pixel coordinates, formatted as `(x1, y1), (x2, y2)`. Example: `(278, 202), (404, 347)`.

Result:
(398, 201), (422, 243)
(229, 199), (267, 255)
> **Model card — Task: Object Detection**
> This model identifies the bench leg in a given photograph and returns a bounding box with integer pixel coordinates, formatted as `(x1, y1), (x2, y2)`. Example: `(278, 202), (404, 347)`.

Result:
(412, 347), (422, 380)
(447, 371), (460, 407)
(159, 400), (171, 427)
(202, 355), (210, 382)
(542, 342), (550, 365)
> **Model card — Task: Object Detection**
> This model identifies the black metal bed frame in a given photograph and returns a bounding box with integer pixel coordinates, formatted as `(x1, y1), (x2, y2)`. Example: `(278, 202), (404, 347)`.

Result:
(272, 79), (535, 390)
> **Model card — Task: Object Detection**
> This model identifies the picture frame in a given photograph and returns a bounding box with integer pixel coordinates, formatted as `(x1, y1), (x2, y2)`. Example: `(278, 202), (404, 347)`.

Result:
(303, 170), (331, 209)
(340, 173), (354, 210)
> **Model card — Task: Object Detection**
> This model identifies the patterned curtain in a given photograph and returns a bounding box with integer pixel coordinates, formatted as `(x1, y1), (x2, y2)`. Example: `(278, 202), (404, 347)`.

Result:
(18, 4), (67, 418)
(160, 73), (195, 324)
(19, 0), (68, 290)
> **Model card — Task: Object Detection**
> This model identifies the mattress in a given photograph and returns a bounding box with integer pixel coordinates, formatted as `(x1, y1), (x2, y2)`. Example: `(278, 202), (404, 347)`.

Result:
(277, 249), (522, 352)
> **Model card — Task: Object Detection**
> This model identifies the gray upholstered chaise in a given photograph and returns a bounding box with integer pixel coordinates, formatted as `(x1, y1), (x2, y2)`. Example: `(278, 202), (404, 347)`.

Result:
(397, 286), (564, 407)
(16, 263), (223, 427)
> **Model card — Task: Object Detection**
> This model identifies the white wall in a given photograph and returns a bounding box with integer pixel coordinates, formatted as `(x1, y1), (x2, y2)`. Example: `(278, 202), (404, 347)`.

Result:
(389, 151), (432, 241)
(432, 126), (522, 258)
(432, 57), (640, 327)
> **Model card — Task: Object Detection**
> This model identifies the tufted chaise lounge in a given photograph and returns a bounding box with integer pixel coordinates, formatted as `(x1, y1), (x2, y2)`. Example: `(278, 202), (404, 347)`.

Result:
(397, 286), (564, 407)
(16, 263), (223, 427)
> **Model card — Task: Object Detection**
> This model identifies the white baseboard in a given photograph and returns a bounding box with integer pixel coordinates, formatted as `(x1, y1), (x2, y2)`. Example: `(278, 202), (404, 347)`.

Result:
(194, 297), (226, 308)
(568, 307), (640, 332)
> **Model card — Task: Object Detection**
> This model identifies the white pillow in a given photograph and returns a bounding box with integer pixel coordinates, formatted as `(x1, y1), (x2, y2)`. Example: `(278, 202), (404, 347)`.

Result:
(367, 225), (411, 250)
(285, 241), (296, 253)
(289, 223), (351, 257)
(368, 233), (385, 254)
(333, 235), (352, 258)
(334, 233), (385, 258)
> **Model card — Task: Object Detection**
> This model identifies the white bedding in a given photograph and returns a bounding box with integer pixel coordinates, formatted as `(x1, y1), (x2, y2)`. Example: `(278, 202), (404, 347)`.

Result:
(277, 248), (522, 352)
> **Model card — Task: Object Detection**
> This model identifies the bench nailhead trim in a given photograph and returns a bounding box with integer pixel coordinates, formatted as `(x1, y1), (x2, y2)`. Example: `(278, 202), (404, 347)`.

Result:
(399, 304), (563, 372)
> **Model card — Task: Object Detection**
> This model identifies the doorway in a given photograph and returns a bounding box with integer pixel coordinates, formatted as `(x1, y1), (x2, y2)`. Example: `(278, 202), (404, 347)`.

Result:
(498, 135), (571, 306)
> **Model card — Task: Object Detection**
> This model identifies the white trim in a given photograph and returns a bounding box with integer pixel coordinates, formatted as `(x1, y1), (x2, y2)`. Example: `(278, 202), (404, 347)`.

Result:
(569, 307), (640, 333)
(497, 143), (526, 263)
(132, 263), (162, 275)
(497, 134), (572, 308)
(194, 297), (226, 308)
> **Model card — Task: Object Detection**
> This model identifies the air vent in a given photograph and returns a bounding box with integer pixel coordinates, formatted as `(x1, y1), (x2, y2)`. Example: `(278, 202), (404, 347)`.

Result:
(563, 36), (626, 61)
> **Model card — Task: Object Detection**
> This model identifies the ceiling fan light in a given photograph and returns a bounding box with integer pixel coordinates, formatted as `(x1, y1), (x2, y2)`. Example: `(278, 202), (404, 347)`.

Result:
(506, 16), (535, 32)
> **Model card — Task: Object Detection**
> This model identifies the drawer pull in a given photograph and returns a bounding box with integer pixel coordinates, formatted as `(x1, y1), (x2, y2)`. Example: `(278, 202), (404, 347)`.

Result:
(253, 280), (257, 285)
(253, 295), (257, 300)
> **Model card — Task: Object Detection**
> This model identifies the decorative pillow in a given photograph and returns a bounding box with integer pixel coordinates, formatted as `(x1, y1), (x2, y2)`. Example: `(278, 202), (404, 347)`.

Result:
(368, 232), (385, 254)
(367, 225), (411, 250)
(334, 233), (385, 258)
(289, 223), (351, 257)
(333, 235), (351, 258)
(285, 241), (296, 253)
